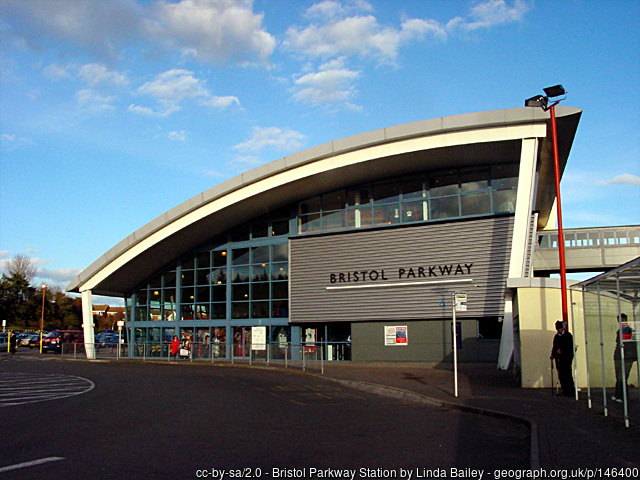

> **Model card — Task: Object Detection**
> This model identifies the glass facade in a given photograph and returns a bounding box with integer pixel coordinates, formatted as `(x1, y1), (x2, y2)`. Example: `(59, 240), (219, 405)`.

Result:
(298, 165), (518, 234)
(127, 165), (518, 358)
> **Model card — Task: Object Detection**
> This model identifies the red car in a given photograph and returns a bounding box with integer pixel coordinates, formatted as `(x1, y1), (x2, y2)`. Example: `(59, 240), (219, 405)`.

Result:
(42, 330), (84, 353)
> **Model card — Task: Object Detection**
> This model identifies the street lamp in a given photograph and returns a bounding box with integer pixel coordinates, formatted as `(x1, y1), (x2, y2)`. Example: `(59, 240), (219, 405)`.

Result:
(525, 84), (569, 328)
(40, 283), (47, 353)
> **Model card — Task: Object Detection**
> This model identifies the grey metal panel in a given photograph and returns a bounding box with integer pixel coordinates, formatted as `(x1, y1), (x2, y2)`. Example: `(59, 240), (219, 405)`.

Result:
(351, 320), (499, 362)
(290, 216), (515, 323)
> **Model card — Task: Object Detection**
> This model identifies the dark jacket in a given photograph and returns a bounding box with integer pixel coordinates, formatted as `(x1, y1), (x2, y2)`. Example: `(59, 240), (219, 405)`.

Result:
(614, 324), (638, 361)
(551, 330), (574, 361)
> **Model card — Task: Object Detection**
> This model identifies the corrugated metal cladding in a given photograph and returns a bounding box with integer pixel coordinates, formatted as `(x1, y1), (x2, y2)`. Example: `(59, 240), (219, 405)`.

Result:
(525, 213), (538, 277)
(290, 216), (515, 323)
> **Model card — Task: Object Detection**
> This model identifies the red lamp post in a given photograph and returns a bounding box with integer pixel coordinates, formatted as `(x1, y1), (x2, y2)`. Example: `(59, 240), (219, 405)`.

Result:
(525, 85), (569, 327)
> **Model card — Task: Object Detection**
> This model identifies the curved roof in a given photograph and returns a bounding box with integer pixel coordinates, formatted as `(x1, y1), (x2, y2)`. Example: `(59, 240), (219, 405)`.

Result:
(68, 106), (582, 296)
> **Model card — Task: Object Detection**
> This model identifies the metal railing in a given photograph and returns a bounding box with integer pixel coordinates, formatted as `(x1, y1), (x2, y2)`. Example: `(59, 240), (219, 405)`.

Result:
(538, 226), (640, 249)
(61, 341), (353, 373)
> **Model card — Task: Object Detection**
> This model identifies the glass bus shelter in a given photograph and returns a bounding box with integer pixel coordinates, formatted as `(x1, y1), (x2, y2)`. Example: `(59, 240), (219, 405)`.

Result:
(576, 256), (640, 428)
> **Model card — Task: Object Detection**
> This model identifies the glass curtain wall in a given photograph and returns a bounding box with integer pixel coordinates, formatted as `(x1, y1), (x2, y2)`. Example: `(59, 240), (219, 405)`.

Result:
(130, 213), (291, 359)
(298, 165), (518, 234)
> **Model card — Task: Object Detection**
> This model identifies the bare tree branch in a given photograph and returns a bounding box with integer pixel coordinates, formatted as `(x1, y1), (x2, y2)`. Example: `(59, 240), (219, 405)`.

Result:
(4, 254), (38, 283)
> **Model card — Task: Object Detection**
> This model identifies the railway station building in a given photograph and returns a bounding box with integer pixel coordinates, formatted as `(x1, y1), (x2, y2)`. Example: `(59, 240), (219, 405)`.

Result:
(69, 106), (590, 385)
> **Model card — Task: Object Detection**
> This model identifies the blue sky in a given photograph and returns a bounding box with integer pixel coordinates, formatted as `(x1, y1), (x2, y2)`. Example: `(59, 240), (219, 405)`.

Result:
(1, 0), (639, 303)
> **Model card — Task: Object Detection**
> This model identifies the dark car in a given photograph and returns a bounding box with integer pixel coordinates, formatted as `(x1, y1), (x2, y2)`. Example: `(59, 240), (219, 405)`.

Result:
(28, 334), (43, 349)
(42, 330), (84, 353)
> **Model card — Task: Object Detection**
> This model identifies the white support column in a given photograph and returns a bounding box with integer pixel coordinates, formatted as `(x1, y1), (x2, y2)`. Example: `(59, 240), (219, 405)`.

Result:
(81, 289), (96, 360)
(498, 137), (540, 370)
(509, 137), (540, 278)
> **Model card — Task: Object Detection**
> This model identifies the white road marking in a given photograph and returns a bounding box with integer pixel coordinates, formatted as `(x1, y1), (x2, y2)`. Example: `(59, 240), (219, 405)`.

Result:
(0, 457), (65, 473)
(0, 373), (94, 406)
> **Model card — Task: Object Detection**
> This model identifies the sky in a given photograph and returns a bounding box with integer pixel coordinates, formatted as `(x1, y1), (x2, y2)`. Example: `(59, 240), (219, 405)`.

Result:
(1, 0), (639, 305)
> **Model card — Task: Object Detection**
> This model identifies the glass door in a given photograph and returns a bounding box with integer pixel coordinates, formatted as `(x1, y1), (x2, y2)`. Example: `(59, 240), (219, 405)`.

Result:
(233, 326), (251, 359)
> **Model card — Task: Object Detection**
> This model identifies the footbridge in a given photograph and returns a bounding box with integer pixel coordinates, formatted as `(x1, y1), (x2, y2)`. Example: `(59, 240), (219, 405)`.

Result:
(533, 225), (640, 275)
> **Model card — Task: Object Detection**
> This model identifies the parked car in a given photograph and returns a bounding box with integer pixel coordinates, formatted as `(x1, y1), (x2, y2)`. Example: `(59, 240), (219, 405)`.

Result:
(20, 333), (40, 347)
(97, 333), (119, 348)
(28, 334), (42, 349)
(42, 330), (84, 353)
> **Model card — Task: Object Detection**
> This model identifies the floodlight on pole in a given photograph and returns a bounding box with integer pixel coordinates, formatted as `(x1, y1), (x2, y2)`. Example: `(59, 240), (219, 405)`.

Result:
(525, 85), (569, 328)
(543, 84), (566, 98)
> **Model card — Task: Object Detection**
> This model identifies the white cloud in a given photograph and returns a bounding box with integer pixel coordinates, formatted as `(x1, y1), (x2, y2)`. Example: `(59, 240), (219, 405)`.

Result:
(136, 69), (240, 115)
(600, 174), (640, 186)
(228, 155), (262, 172)
(38, 267), (83, 284)
(128, 103), (180, 117)
(43, 64), (74, 81)
(303, 0), (373, 21)
(149, 0), (276, 65)
(1, 0), (144, 61)
(1, 133), (34, 151)
(202, 95), (241, 110)
(458, 0), (530, 31)
(168, 130), (189, 142)
(286, 0), (527, 62)
(285, 15), (400, 61)
(128, 104), (156, 116)
(291, 59), (361, 111)
(79, 63), (128, 87)
(75, 89), (116, 112)
(3, 0), (276, 66)
(138, 69), (209, 101)
(283, 0), (528, 111)
(284, 1), (452, 63)
(234, 126), (306, 153)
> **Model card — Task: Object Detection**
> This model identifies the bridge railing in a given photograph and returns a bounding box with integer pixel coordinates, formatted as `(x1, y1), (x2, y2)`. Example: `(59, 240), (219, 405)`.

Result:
(537, 226), (640, 250)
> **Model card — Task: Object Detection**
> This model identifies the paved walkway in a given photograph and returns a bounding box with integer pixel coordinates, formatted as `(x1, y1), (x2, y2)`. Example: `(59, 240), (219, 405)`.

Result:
(315, 362), (640, 470)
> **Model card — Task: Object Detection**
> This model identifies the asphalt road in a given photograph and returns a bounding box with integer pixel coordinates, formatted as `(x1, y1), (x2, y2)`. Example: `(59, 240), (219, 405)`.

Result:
(0, 355), (529, 479)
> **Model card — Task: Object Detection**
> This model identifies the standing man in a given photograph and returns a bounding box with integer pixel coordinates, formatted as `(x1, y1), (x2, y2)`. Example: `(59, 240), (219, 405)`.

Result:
(550, 320), (575, 397)
(612, 313), (638, 403)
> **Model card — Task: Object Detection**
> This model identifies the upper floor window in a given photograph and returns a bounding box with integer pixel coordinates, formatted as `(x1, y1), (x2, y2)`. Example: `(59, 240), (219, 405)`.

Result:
(297, 166), (517, 235)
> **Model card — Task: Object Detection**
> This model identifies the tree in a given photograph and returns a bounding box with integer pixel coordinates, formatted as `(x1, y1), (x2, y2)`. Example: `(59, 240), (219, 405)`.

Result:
(0, 255), (83, 330)
(4, 254), (38, 283)
(0, 272), (38, 328)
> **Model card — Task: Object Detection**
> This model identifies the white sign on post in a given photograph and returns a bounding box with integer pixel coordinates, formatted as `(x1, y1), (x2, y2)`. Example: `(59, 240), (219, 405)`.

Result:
(452, 292), (467, 398)
(455, 293), (468, 312)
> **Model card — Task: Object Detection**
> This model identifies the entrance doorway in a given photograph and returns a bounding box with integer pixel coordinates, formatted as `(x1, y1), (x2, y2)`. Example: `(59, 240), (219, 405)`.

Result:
(232, 326), (251, 358)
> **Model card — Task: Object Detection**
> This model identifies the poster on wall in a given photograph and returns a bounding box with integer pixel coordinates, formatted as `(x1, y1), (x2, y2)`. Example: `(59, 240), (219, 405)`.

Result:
(251, 326), (266, 351)
(385, 326), (408, 346)
(304, 327), (317, 353)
